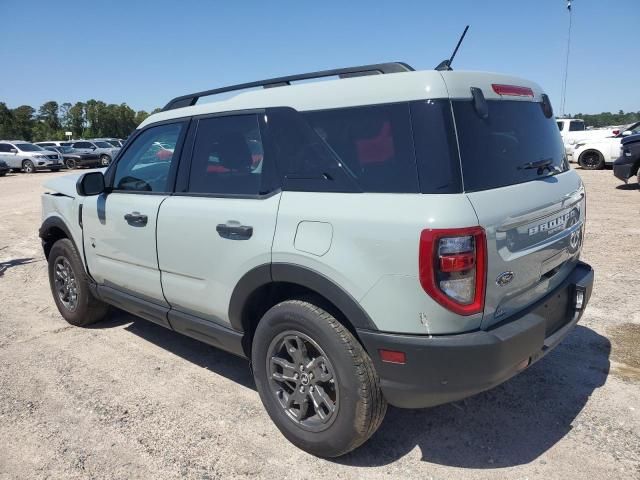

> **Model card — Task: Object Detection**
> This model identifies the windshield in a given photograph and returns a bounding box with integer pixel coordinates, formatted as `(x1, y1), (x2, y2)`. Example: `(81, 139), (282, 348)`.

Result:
(15, 143), (44, 152)
(452, 100), (569, 192)
(94, 141), (113, 148)
(59, 146), (74, 153)
(105, 140), (121, 147)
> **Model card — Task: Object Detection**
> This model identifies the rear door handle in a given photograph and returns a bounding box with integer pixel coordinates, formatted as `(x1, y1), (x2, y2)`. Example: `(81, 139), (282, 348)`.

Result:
(216, 222), (253, 240)
(124, 212), (148, 227)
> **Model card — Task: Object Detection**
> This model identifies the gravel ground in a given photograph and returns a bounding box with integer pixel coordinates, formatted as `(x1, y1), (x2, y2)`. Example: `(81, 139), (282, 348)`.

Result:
(0, 168), (638, 479)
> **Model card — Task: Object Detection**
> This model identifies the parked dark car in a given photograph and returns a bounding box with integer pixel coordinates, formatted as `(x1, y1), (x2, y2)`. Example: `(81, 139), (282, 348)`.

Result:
(0, 159), (9, 176)
(613, 133), (640, 185)
(49, 146), (101, 169)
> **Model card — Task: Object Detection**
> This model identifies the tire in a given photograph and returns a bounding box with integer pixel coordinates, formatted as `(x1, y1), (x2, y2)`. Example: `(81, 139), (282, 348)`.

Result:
(22, 160), (36, 173)
(252, 299), (386, 457)
(100, 155), (111, 166)
(578, 150), (605, 170)
(48, 238), (109, 327)
(65, 158), (77, 169)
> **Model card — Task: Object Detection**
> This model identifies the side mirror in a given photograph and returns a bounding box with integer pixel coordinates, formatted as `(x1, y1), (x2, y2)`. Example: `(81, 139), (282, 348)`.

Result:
(622, 130), (633, 137)
(91, 146), (97, 150)
(10, 148), (17, 154)
(76, 171), (105, 196)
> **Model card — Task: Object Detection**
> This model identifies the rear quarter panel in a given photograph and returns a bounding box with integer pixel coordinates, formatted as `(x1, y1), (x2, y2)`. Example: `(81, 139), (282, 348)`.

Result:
(272, 192), (482, 335)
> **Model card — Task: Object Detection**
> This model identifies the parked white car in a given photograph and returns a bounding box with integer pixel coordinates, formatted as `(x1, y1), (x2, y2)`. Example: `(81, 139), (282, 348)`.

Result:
(557, 118), (619, 160)
(573, 122), (640, 169)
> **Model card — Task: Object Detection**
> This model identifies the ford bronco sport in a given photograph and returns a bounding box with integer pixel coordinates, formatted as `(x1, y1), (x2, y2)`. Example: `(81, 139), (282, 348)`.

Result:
(40, 62), (594, 457)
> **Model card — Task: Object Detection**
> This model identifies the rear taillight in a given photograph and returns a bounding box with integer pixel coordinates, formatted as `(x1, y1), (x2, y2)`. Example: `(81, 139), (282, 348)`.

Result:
(419, 227), (487, 316)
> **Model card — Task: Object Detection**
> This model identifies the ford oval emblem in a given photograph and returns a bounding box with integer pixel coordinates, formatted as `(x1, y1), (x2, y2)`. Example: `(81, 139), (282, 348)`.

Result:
(496, 271), (515, 287)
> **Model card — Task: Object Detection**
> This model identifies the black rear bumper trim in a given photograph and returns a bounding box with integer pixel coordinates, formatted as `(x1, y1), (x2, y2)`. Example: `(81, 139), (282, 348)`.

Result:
(357, 261), (594, 409)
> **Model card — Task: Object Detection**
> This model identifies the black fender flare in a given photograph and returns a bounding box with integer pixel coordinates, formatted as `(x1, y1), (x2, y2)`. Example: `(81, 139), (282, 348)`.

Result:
(38, 217), (83, 257)
(228, 263), (378, 332)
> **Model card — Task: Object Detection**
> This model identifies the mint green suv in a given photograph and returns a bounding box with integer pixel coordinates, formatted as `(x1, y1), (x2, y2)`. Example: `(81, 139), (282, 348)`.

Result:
(40, 62), (594, 457)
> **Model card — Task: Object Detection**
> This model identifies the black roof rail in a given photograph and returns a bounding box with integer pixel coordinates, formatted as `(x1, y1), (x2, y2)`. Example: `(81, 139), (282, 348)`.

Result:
(161, 62), (414, 111)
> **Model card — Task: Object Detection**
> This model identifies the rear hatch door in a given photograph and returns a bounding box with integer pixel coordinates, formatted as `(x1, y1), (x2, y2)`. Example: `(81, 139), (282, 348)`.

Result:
(445, 74), (586, 330)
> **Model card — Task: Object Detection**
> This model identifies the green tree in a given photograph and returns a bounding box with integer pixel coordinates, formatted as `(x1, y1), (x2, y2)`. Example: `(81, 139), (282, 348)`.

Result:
(68, 102), (86, 138)
(0, 102), (16, 139)
(12, 105), (35, 141)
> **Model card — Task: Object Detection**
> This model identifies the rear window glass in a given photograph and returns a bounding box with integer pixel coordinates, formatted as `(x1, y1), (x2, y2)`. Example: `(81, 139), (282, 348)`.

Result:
(569, 121), (585, 131)
(303, 103), (418, 193)
(453, 100), (568, 192)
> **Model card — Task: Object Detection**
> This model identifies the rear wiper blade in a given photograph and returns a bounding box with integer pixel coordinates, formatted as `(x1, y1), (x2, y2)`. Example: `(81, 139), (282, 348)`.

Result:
(519, 158), (553, 170)
(519, 158), (563, 178)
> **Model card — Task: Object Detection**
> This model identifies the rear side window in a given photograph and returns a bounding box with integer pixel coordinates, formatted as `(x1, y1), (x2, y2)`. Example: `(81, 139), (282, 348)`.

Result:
(188, 115), (266, 195)
(453, 100), (568, 192)
(410, 100), (462, 193)
(303, 103), (418, 193)
(569, 121), (585, 131)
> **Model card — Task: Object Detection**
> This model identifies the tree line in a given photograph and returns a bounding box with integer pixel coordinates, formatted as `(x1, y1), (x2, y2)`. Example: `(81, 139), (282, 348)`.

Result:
(563, 110), (640, 128)
(0, 100), (161, 142)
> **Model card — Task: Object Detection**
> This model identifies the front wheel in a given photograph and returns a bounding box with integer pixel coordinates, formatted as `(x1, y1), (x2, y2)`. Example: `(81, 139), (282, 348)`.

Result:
(100, 155), (111, 166)
(22, 160), (36, 173)
(252, 299), (387, 457)
(578, 150), (605, 170)
(48, 238), (109, 326)
(65, 158), (77, 169)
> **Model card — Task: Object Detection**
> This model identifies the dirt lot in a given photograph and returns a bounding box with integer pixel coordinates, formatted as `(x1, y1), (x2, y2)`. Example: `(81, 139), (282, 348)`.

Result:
(0, 168), (638, 479)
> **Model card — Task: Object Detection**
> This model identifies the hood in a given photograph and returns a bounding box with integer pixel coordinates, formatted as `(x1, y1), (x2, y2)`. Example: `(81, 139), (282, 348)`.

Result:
(43, 169), (107, 197)
(621, 133), (640, 146)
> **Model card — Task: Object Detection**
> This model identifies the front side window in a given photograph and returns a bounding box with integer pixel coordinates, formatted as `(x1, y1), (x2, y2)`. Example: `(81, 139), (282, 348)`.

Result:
(188, 115), (265, 195)
(113, 122), (185, 192)
(0, 144), (11, 153)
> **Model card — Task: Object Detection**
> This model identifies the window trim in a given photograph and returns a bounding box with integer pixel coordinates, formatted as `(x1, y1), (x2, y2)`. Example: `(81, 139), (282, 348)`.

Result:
(104, 118), (191, 195)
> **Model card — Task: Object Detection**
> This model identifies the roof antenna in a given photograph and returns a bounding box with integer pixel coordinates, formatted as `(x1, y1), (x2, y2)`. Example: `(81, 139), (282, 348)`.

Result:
(435, 25), (469, 71)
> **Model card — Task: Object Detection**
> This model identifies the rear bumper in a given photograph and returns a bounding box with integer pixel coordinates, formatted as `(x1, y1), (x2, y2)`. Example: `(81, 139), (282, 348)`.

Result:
(357, 261), (594, 409)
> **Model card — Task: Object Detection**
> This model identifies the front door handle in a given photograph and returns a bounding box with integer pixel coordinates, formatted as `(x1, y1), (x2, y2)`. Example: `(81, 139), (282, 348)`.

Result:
(216, 222), (253, 240)
(124, 211), (148, 227)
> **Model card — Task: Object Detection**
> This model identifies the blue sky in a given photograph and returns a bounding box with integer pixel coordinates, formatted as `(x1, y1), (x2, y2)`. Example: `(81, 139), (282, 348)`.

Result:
(1, 0), (638, 114)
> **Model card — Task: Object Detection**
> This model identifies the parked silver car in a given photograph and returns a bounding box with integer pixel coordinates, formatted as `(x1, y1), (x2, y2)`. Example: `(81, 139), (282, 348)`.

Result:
(71, 140), (120, 166)
(91, 137), (125, 148)
(0, 141), (63, 173)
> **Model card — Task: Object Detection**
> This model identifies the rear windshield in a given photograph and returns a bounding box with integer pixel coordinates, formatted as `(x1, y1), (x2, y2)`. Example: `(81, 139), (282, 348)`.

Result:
(452, 100), (568, 192)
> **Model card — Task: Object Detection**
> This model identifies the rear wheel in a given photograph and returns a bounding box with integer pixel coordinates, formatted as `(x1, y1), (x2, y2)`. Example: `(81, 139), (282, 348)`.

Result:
(65, 158), (77, 169)
(578, 150), (605, 170)
(22, 160), (35, 173)
(252, 299), (386, 457)
(48, 238), (109, 326)
(100, 155), (110, 166)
